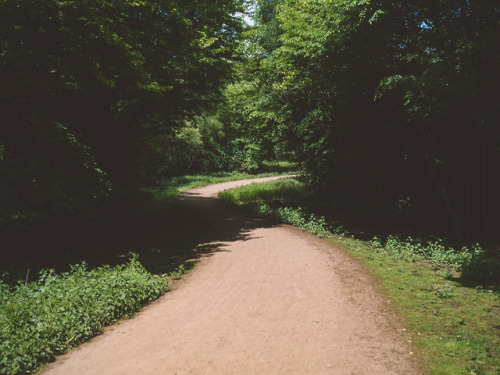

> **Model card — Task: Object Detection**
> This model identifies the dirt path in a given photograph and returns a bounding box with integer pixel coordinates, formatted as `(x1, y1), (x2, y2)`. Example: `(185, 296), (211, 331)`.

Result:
(43, 177), (422, 375)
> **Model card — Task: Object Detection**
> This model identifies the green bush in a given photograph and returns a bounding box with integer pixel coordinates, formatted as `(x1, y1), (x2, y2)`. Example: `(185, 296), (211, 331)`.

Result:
(461, 246), (500, 284)
(370, 236), (499, 283)
(0, 257), (167, 375)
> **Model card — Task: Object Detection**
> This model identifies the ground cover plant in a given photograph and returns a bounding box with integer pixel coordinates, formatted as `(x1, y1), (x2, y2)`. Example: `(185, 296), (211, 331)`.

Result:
(0, 256), (167, 375)
(220, 178), (500, 375)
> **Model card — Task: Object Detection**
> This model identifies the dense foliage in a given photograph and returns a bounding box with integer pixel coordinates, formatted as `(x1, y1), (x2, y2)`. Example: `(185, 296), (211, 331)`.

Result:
(0, 0), (245, 225)
(3, 0), (495, 242)
(0, 257), (167, 375)
(242, 0), (500, 241)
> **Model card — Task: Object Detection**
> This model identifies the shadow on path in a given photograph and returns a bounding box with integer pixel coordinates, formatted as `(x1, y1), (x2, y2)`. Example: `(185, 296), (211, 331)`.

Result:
(1, 188), (279, 279)
(134, 191), (279, 275)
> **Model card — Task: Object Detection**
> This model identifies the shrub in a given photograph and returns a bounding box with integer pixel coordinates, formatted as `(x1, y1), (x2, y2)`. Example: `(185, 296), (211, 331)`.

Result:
(371, 236), (498, 283)
(0, 257), (167, 375)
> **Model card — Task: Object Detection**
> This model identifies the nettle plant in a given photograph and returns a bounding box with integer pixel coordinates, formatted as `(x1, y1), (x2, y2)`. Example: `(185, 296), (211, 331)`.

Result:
(0, 257), (167, 375)
(370, 236), (498, 280)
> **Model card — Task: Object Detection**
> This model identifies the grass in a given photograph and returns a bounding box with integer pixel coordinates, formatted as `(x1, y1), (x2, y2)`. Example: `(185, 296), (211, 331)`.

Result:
(152, 170), (299, 205)
(337, 238), (499, 375)
(219, 178), (500, 375)
(0, 255), (167, 375)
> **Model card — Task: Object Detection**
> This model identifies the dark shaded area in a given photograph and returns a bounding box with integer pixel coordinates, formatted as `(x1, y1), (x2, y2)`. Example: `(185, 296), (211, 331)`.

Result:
(0, 0), (245, 236)
(263, 177), (457, 244)
(0, 190), (278, 284)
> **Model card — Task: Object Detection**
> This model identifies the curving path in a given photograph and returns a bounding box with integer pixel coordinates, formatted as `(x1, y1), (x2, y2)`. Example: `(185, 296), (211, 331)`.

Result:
(42, 176), (422, 375)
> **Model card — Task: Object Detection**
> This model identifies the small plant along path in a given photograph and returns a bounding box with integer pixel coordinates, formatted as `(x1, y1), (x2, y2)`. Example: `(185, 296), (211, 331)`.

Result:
(43, 177), (422, 375)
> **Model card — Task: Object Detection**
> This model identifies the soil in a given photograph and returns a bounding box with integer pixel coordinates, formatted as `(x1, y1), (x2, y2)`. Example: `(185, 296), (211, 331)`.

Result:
(41, 176), (423, 375)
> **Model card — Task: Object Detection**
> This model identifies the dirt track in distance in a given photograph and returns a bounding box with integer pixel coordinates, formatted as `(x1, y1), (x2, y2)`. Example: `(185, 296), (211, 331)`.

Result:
(42, 176), (423, 375)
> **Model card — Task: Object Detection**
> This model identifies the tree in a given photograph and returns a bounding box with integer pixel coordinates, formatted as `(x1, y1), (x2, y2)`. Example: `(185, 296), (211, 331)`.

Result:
(0, 0), (245, 223)
(248, 0), (500, 240)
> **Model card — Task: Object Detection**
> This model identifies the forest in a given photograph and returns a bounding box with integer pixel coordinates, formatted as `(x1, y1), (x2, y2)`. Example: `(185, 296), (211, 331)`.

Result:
(1, 0), (499, 256)
(1, 1), (499, 374)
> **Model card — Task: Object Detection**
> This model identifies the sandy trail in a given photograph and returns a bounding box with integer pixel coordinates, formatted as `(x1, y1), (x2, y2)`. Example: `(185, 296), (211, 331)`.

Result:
(43, 176), (422, 375)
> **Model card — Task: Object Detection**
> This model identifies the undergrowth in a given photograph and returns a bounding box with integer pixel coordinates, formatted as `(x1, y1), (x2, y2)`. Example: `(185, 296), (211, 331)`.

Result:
(0, 256), (167, 375)
(220, 178), (500, 374)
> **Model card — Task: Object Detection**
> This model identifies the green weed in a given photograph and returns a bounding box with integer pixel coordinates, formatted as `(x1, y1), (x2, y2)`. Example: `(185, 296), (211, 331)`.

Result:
(0, 256), (167, 375)
(168, 263), (195, 280)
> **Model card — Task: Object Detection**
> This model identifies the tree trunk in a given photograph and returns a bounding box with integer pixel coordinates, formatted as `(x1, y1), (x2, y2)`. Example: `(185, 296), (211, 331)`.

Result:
(184, 146), (202, 175)
(478, 122), (489, 238)
(420, 132), (463, 239)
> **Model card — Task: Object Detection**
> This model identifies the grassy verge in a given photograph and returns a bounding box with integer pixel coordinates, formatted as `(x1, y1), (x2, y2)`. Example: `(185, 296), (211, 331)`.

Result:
(0, 256), (167, 375)
(151, 170), (299, 206)
(219, 178), (500, 375)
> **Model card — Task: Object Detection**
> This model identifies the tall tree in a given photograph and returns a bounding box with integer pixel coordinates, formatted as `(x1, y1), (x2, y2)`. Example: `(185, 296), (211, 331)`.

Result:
(248, 0), (500, 240)
(0, 0), (245, 223)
